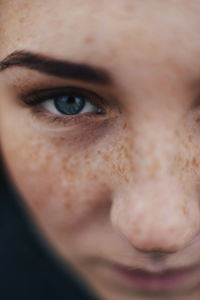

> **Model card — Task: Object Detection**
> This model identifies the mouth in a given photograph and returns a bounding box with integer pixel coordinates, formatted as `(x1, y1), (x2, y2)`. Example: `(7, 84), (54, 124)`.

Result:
(110, 262), (200, 293)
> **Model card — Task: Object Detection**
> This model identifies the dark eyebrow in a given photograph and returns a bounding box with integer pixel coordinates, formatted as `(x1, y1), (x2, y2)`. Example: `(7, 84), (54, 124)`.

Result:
(0, 50), (112, 85)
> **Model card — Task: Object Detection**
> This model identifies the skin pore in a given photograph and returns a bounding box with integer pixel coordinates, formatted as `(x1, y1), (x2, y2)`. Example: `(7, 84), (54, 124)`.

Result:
(2, 0), (200, 299)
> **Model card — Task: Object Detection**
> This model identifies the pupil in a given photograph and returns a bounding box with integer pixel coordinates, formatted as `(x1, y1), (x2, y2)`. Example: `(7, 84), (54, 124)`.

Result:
(54, 95), (85, 115)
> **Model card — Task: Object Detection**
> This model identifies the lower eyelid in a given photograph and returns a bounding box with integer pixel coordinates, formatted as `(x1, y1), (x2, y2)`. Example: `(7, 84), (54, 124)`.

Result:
(20, 86), (105, 107)
(30, 105), (108, 128)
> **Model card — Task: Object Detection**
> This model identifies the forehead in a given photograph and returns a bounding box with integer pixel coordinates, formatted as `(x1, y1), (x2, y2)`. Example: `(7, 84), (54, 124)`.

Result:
(1, 0), (200, 87)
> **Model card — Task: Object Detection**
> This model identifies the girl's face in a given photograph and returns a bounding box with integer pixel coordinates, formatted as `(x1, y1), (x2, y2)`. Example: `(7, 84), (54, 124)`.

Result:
(2, 1), (200, 299)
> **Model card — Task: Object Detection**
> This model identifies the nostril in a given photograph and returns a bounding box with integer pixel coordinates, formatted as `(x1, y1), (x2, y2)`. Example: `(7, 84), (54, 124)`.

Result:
(134, 246), (177, 256)
(134, 246), (178, 258)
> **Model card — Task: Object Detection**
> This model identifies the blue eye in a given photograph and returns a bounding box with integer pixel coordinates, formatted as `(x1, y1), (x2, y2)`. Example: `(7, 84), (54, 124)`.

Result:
(42, 93), (102, 116)
(54, 95), (85, 115)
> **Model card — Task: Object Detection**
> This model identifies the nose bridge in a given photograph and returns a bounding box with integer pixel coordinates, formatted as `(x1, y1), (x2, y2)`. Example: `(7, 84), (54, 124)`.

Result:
(132, 117), (178, 180)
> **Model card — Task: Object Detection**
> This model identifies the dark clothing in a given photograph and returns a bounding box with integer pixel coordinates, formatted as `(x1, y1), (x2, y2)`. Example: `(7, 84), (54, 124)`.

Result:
(0, 158), (98, 300)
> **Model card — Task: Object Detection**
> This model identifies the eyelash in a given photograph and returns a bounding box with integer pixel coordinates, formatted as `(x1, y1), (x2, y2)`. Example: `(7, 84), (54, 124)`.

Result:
(20, 87), (107, 125)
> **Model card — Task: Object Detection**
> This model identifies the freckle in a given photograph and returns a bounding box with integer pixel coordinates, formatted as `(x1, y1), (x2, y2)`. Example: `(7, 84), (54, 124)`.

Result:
(124, 147), (129, 159)
(174, 130), (180, 137)
(19, 17), (25, 24)
(103, 153), (109, 162)
(123, 123), (127, 130)
(84, 36), (94, 44)
(117, 164), (122, 173)
(63, 199), (74, 213)
(84, 153), (89, 159)
(182, 201), (189, 217)
(169, 227), (176, 233)
(185, 160), (189, 169)
(124, 175), (130, 183)
(188, 135), (193, 142)
(99, 182), (107, 189)
(134, 227), (141, 234)
(88, 174), (98, 181)
(192, 157), (199, 168)
(124, 4), (135, 13)
(130, 164), (135, 173)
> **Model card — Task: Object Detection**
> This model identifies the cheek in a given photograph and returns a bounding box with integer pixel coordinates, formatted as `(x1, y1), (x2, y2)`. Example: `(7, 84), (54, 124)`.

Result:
(177, 132), (200, 184)
(1, 130), (107, 229)
(0, 110), (131, 234)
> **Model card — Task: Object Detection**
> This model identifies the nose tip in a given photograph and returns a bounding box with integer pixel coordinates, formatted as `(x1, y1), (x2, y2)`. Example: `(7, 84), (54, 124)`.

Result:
(124, 225), (189, 254)
(111, 180), (200, 255)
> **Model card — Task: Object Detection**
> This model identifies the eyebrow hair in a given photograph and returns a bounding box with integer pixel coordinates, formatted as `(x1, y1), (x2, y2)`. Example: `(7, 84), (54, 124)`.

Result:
(0, 50), (112, 85)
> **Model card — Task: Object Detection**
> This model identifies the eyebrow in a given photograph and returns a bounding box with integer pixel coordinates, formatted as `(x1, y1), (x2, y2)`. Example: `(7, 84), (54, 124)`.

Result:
(0, 50), (112, 85)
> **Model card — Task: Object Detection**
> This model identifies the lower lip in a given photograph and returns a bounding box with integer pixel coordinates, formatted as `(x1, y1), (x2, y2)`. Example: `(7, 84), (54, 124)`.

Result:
(112, 264), (199, 292)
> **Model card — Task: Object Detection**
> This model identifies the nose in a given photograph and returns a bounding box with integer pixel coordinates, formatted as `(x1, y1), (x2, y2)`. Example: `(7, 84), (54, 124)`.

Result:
(111, 179), (200, 253)
(110, 130), (200, 253)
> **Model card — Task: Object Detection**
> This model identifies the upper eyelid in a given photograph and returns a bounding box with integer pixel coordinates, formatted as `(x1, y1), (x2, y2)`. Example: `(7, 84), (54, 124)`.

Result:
(20, 86), (106, 108)
(15, 80), (122, 113)
(5, 69), (120, 109)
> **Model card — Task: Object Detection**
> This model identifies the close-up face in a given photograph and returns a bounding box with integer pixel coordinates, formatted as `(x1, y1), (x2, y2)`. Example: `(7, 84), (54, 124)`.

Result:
(2, 0), (200, 299)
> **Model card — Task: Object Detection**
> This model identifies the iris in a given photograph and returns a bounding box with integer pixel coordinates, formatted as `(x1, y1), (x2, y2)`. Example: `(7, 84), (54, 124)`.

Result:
(54, 95), (85, 115)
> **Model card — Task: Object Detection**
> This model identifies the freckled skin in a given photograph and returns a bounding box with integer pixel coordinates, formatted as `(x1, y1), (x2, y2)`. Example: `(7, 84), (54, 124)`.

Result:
(2, 1), (200, 300)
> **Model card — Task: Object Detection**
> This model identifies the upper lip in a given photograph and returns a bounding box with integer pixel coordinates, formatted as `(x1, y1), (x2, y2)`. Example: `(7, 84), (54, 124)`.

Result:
(111, 262), (199, 276)
(88, 256), (200, 276)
